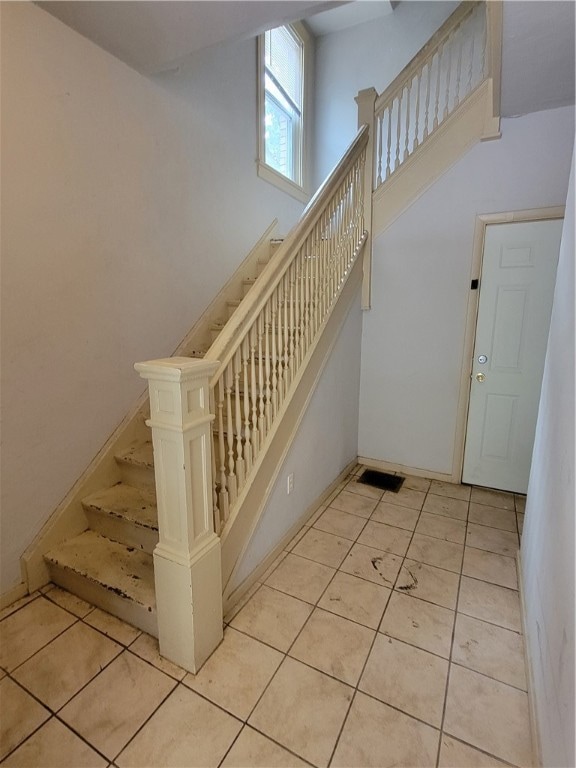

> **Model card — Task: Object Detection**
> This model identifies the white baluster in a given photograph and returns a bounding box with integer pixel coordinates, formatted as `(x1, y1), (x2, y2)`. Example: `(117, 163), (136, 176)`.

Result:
(444, 33), (453, 118)
(395, 93), (402, 170)
(386, 106), (392, 179)
(249, 324), (259, 458)
(216, 376), (229, 521)
(404, 82), (411, 161)
(242, 337), (252, 476)
(455, 26), (463, 105)
(423, 61), (431, 139)
(225, 365), (237, 506)
(257, 313), (265, 444)
(468, 31), (476, 93)
(264, 301), (271, 431)
(234, 350), (245, 491)
(414, 73), (421, 150)
(376, 112), (384, 186)
(434, 46), (443, 129)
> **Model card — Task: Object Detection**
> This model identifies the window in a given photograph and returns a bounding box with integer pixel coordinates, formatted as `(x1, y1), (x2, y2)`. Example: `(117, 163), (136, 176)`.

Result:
(258, 23), (311, 203)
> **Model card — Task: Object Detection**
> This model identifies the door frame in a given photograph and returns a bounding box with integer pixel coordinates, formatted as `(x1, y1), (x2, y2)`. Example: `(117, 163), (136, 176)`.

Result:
(451, 206), (565, 484)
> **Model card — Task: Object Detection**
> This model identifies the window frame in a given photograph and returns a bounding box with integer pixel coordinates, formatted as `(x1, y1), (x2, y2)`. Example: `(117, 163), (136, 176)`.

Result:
(257, 21), (312, 204)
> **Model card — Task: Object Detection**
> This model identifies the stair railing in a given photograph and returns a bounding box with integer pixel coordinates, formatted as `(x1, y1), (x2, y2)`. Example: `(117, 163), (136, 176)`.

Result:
(205, 125), (369, 534)
(373, 1), (487, 190)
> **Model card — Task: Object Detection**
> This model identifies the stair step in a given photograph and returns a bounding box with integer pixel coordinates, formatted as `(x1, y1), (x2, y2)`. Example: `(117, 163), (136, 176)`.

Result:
(44, 531), (157, 636)
(269, 238), (284, 255)
(226, 300), (241, 320)
(82, 483), (158, 554)
(115, 440), (155, 489)
(242, 277), (257, 297)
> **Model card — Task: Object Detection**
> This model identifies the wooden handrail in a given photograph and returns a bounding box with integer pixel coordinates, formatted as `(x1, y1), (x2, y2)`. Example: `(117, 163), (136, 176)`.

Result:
(375, 1), (479, 114)
(204, 124), (369, 383)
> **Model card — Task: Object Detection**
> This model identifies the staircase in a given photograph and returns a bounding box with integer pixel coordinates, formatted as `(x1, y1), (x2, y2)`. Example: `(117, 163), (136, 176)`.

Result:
(22, 0), (502, 672)
(41, 237), (283, 638)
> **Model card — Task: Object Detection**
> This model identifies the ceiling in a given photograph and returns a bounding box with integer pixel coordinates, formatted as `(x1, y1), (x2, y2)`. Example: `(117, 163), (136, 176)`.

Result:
(37, 0), (575, 116)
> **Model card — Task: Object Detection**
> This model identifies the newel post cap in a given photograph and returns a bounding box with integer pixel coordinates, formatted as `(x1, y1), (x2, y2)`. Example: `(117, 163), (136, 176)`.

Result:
(135, 357), (220, 383)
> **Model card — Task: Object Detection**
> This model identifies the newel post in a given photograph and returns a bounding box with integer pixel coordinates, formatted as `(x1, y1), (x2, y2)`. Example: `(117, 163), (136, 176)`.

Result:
(355, 86), (377, 310)
(134, 356), (222, 673)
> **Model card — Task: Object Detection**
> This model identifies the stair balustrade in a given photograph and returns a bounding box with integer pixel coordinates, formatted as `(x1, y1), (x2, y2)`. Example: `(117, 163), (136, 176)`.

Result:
(372, 1), (487, 190)
(136, 126), (368, 670)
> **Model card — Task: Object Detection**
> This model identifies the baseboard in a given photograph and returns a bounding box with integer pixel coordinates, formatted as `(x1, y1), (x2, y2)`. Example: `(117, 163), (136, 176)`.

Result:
(223, 459), (356, 618)
(357, 456), (453, 483)
(0, 581), (28, 611)
(516, 550), (542, 768)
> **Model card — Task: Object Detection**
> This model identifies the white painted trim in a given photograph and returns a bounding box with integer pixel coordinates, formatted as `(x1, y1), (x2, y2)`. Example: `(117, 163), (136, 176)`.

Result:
(452, 206), (566, 484)
(256, 161), (310, 204)
(0, 581), (28, 611)
(357, 456), (453, 483)
(517, 550), (543, 768)
(223, 459), (356, 618)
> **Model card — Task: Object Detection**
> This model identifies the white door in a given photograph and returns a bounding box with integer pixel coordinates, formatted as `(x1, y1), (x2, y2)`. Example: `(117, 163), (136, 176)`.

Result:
(463, 219), (562, 493)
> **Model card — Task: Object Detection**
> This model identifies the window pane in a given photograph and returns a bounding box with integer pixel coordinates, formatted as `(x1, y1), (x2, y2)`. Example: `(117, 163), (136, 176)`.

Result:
(265, 26), (302, 110)
(265, 93), (293, 178)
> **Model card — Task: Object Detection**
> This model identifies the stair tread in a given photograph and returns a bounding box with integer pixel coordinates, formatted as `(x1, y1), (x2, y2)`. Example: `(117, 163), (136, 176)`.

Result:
(45, 531), (155, 609)
(82, 483), (158, 531)
(115, 440), (154, 469)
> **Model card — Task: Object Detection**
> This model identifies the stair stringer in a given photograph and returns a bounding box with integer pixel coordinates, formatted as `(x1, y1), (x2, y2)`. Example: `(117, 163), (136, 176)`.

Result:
(22, 219), (279, 592)
(373, 79), (501, 238)
(220, 248), (364, 607)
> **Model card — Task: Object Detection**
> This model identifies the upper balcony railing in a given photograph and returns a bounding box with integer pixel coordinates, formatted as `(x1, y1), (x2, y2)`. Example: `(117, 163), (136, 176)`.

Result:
(373, 1), (487, 189)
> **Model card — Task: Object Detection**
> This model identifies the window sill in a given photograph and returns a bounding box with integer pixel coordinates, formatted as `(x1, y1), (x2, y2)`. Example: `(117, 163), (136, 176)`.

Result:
(257, 162), (310, 205)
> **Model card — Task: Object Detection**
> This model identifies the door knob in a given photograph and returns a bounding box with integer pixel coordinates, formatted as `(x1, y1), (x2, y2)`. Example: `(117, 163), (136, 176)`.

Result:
(476, 372), (486, 382)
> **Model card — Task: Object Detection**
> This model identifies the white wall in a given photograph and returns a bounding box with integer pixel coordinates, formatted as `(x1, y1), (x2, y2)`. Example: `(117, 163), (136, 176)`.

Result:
(358, 106), (574, 476)
(313, 1), (459, 186)
(230, 287), (362, 590)
(0, 3), (304, 594)
(520, 148), (574, 768)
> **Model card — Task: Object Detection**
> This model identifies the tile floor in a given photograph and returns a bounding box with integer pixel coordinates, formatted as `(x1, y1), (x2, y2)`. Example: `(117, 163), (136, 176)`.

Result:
(0, 467), (531, 768)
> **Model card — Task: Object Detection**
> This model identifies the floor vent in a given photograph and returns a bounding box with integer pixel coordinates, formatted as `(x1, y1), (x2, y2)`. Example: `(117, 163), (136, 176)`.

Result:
(358, 469), (405, 493)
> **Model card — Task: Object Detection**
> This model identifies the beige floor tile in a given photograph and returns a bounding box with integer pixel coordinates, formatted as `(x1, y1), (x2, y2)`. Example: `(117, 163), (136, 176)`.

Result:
(429, 483), (470, 504)
(470, 487), (515, 510)
(60, 650), (176, 760)
(340, 542), (402, 588)
(313, 507), (367, 541)
(515, 495), (526, 514)
(332, 692), (439, 768)
(330, 490), (379, 518)
(2, 717), (107, 767)
(264, 553), (335, 604)
(357, 520), (412, 557)
(407, 533), (464, 573)
(0, 594), (41, 622)
(439, 735), (510, 767)
(466, 524), (519, 558)
(444, 664), (532, 766)
(319, 570), (391, 629)
(359, 635), (448, 727)
(290, 608), (375, 685)
(345, 478), (384, 500)
(230, 584), (312, 652)
(12, 622), (122, 711)
(84, 609), (141, 646)
(380, 592), (454, 658)
(416, 512), (466, 544)
(458, 577), (522, 632)
(221, 726), (308, 767)
(468, 503), (517, 532)
(395, 559), (460, 609)
(292, 528), (352, 568)
(429, 481), (472, 500)
(517, 513), (524, 535)
(462, 547), (518, 590)
(383, 487), (426, 510)
(248, 657), (353, 768)
(0, 598), (76, 672)
(128, 633), (187, 680)
(371, 501), (420, 531)
(453, 614), (527, 689)
(0, 678), (50, 761)
(423, 494), (469, 521)
(184, 627), (282, 720)
(401, 475), (432, 492)
(116, 685), (242, 768)
(43, 586), (94, 618)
